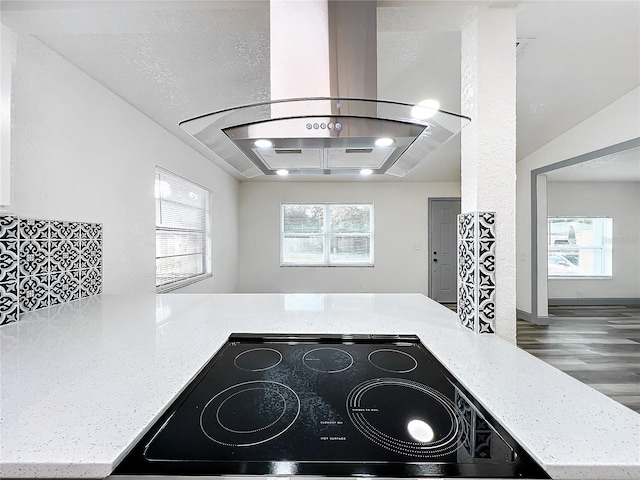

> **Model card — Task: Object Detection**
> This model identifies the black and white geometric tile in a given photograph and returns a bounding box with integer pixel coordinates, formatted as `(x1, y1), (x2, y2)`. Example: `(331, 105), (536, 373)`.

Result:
(0, 281), (19, 325)
(0, 215), (19, 241)
(82, 223), (102, 241)
(457, 212), (496, 334)
(477, 213), (496, 334)
(0, 214), (103, 325)
(51, 220), (81, 241)
(458, 240), (475, 286)
(19, 218), (49, 240)
(19, 274), (49, 313)
(459, 213), (475, 241)
(0, 215), (20, 325)
(458, 282), (475, 331)
(19, 240), (50, 276)
(457, 213), (476, 332)
(50, 270), (80, 306)
(50, 240), (81, 272)
(0, 240), (18, 284)
(81, 268), (102, 297)
(80, 240), (102, 269)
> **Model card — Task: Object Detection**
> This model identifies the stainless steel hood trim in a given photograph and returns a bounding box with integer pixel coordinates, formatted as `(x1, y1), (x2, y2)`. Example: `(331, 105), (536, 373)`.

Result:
(179, 97), (471, 178)
(226, 115), (425, 176)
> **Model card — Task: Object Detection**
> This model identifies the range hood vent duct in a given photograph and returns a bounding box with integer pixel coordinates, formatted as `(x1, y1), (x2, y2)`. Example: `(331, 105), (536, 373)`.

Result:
(179, 1), (470, 177)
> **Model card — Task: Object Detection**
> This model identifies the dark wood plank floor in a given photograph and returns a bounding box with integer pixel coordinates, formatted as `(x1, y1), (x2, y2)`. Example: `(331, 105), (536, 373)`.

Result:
(517, 305), (640, 413)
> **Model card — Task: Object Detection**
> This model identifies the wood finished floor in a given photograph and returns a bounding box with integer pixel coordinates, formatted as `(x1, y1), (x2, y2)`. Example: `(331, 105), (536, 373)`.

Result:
(517, 305), (640, 414)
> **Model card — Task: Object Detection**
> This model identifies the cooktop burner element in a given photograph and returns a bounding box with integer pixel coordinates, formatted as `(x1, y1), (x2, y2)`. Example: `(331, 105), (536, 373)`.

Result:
(234, 347), (282, 371)
(114, 334), (549, 478)
(347, 378), (465, 457)
(303, 347), (354, 373)
(200, 380), (300, 447)
(368, 348), (418, 373)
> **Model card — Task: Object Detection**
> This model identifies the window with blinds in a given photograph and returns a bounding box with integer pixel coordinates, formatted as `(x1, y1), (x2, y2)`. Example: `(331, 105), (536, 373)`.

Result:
(281, 204), (374, 266)
(155, 167), (211, 292)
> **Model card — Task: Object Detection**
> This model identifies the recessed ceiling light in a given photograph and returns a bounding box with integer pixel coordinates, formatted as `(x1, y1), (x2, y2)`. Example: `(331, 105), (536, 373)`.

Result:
(276, 169), (289, 176)
(411, 99), (440, 120)
(254, 139), (273, 148)
(359, 169), (373, 176)
(374, 137), (394, 147)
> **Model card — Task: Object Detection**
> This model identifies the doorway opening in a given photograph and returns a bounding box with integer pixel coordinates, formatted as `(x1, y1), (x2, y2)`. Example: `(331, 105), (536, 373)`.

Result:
(529, 137), (640, 323)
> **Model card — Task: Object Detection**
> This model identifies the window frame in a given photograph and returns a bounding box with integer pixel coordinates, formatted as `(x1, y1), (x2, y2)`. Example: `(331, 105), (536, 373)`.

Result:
(280, 203), (374, 267)
(155, 166), (212, 292)
(547, 216), (612, 279)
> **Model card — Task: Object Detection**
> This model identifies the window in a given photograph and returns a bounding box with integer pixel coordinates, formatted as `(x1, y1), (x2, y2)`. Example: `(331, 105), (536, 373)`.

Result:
(155, 167), (211, 291)
(547, 217), (612, 278)
(281, 204), (373, 266)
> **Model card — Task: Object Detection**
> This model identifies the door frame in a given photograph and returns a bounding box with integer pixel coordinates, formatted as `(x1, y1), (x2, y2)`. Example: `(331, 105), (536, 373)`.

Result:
(428, 197), (461, 302)
(526, 137), (640, 325)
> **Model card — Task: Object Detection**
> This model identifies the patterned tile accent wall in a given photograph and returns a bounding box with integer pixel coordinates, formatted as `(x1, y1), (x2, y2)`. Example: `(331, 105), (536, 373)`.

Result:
(458, 213), (476, 331)
(457, 212), (496, 334)
(0, 215), (102, 326)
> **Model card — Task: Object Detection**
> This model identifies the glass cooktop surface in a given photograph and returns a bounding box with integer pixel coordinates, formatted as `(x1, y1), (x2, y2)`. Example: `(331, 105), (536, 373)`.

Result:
(114, 334), (549, 478)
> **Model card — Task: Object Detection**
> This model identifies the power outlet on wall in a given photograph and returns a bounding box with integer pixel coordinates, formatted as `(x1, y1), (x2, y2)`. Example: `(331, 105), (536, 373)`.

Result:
(576, 291), (581, 298)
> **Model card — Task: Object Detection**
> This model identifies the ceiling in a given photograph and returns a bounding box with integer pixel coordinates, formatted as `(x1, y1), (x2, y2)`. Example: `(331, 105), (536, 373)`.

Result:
(1, 0), (639, 182)
(546, 145), (640, 183)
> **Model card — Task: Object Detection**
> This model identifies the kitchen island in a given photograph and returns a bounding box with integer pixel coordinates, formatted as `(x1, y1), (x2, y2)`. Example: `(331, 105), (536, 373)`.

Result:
(0, 293), (638, 480)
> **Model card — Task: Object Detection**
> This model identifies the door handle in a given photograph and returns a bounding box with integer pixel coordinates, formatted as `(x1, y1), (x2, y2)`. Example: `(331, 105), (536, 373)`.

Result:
(433, 259), (438, 263)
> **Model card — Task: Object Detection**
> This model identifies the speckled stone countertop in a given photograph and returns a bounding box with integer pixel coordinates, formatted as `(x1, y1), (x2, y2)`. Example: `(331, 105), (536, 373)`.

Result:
(0, 294), (638, 480)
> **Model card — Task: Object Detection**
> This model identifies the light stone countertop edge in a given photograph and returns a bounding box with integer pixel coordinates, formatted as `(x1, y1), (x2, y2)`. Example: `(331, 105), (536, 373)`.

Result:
(0, 293), (638, 480)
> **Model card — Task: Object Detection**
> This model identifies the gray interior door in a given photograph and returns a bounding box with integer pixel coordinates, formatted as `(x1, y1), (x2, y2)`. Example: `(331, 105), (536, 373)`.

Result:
(429, 198), (461, 303)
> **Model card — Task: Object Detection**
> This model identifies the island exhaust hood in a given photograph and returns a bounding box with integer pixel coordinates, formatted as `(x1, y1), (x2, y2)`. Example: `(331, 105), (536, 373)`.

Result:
(179, 0), (470, 178)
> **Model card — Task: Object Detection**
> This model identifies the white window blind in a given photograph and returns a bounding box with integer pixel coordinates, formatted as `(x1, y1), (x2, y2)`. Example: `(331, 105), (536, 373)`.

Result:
(281, 204), (373, 266)
(155, 167), (211, 291)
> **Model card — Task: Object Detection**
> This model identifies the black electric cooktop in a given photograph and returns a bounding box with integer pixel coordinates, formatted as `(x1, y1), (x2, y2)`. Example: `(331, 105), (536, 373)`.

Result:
(114, 334), (549, 478)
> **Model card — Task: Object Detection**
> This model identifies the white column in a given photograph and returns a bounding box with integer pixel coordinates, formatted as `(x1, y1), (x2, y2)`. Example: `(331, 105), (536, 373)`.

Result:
(460, 5), (517, 342)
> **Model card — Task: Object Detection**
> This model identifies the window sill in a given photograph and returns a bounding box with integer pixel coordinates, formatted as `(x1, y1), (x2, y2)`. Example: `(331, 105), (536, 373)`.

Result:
(548, 276), (612, 280)
(280, 264), (374, 268)
(156, 273), (212, 293)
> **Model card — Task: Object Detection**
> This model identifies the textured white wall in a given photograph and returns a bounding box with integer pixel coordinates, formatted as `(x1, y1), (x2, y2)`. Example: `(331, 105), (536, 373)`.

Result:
(0, 25), (15, 206)
(547, 181), (640, 299)
(516, 86), (640, 314)
(461, 5), (517, 342)
(238, 182), (460, 294)
(4, 35), (239, 294)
